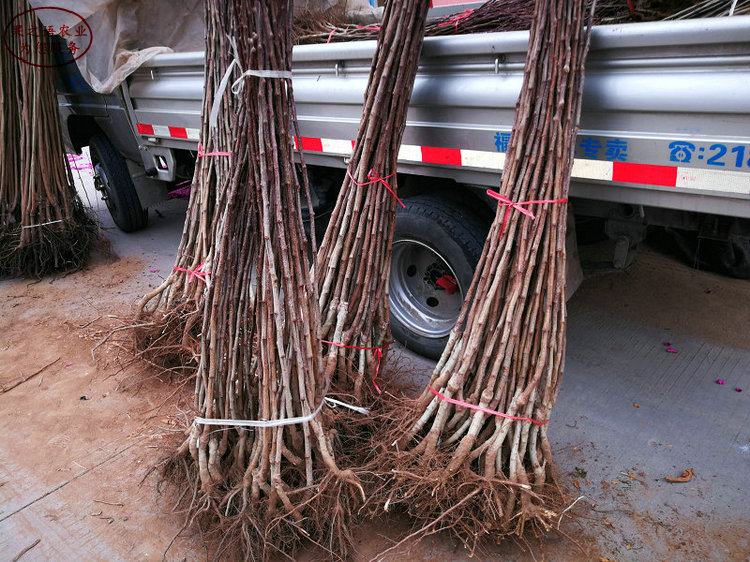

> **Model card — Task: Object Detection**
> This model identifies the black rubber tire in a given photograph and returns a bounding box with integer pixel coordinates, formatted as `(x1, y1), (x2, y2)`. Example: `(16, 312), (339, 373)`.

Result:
(710, 236), (750, 279)
(390, 195), (487, 360)
(89, 134), (147, 232)
(659, 228), (750, 279)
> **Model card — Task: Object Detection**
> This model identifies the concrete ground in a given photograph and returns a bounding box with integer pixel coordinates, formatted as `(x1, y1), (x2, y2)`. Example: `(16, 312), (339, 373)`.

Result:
(1, 153), (748, 560)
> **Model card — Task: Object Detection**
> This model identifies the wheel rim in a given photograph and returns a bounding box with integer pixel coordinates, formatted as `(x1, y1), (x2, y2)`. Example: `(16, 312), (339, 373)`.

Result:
(389, 239), (464, 339)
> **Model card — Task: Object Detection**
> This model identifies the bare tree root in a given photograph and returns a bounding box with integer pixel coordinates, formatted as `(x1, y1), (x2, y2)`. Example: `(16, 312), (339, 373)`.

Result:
(369, 445), (567, 554)
(157, 412), (370, 562)
(0, 203), (98, 278)
(131, 303), (202, 378)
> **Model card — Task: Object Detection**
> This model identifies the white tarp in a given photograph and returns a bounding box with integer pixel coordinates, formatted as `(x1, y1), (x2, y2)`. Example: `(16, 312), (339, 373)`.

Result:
(27, 0), (380, 94)
(28, 0), (205, 93)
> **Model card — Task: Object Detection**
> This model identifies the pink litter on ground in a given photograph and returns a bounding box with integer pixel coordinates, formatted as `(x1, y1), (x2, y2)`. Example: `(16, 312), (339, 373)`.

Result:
(666, 348), (678, 353)
(149, 269), (157, 273)
(736, 387), (743, 392)
(716, 379), (726, 385)
(66, 362), (72, 367)
(168, 182), (192, 200)
(119, 279), (123, 283)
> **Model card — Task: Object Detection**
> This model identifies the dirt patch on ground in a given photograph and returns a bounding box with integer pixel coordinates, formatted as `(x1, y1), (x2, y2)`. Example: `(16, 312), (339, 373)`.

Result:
(2, 244), (749, 561)
(578, 245), (750, 350)
(0, 254), (204, 560)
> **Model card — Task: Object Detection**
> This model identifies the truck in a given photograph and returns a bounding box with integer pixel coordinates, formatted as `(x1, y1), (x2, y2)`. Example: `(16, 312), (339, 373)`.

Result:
(55, 13), (750, 359)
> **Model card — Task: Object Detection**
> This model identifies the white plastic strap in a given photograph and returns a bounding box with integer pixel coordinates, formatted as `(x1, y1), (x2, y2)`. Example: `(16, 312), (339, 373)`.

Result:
(21, 219), (64, 230)
(323, 397), (370, 415)
(208, 36), (292, 129)
(208, 58), (238, 129)
(194, 396), (369, 429)
(229, 69), (292, 95)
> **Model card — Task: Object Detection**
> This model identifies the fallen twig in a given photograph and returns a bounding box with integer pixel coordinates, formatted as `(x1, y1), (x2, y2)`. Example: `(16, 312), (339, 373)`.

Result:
(92, 499), (124, 506)
(1, 357), (60, 393)
(76, 316), (102, 329)
(11, 539), (40, 562)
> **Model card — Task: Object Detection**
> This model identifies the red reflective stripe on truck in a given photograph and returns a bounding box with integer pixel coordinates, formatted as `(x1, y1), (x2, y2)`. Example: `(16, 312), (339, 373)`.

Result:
(612, 162), (677, 187)
(136, 123), (154, 135)
(420, 145), (462, 166)
(135, 131), (748, 193)
(168, 127), (188, 139)
(296, 137), (323, 152)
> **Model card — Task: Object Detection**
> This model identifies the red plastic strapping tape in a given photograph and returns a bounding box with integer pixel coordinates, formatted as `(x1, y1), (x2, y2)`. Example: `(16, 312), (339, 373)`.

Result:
(438, 9), (474, 33)
(173, 262), (210, 283)
(428, 385), (548, 426)
(197, 141), (231, 158)
(346, 169), (405, 209)
(321, 339), (386, 394)
(486, 189), (568, 235)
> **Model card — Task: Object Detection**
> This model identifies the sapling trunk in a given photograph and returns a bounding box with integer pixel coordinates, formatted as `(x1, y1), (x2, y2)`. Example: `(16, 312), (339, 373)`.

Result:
(316, 0), (430, 402)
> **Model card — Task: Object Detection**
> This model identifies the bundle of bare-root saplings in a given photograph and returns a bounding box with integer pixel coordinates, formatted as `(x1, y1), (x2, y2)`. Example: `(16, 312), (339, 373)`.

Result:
(317, 0), (430, 402)
(165, 1), (363, 559)
(366, 0), (595, 553)
(134, 0), (240, 374)
(0, 1), (97, 278)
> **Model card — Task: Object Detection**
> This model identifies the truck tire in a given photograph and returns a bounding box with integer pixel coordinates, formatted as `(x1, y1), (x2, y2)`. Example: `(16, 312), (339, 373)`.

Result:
(706, 236), (750, 279)
(390, 195), (487, 360)
(660, 228), (750, 279)
(89, 134), (147, 232)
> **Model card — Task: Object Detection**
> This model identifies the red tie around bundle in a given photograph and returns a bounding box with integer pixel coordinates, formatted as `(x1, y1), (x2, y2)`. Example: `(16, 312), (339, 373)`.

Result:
(438, 9), (474, 33)
(428, 385), (548, 426)
(346, 169), (405, 208)
(197, 141), (231, 158)
(486, 189), (568, 236)
(321, 339), (386, 393)
(173, 262), (210, 283)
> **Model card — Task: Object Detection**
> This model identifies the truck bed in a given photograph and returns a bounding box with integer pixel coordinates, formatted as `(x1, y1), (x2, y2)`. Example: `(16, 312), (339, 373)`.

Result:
(126, 16), (750, 217)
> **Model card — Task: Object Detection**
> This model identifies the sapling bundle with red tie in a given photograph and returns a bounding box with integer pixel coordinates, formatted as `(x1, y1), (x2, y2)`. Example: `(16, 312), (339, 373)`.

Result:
(134, 0), (237, 373)
(0, 0), (97, 278)
(164, 1), (364, 559)
(368, 0), (596, 551)
(316, 0), (430, 402)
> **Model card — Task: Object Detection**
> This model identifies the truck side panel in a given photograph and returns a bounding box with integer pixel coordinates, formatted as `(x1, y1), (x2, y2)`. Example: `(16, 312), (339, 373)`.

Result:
(125, 16), (750, 217)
